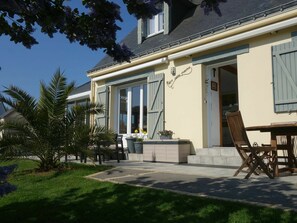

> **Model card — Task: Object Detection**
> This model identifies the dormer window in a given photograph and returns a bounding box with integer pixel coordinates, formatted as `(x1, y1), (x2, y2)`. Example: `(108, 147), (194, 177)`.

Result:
(137, 2), (168, 44)
(145, 9), (164, 37)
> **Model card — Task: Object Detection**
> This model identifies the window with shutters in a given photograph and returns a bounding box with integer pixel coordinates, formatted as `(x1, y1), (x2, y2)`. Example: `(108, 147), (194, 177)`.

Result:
(117, 82), (147, 134)
(144, 3), (164, 37)
(272, 39), (297, 113)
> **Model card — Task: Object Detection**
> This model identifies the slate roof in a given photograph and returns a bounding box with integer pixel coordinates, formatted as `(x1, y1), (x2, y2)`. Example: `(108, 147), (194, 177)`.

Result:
(0, 109), (15, 119)
(69, 81), (91, 96)
(0, 102), (5, 116)
(89, 0), (297, 73)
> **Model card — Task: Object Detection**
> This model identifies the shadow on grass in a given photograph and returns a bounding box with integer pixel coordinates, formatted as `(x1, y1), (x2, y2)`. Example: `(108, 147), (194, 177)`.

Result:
(1, 182), (296, 223)
(1, 160), (297, 223)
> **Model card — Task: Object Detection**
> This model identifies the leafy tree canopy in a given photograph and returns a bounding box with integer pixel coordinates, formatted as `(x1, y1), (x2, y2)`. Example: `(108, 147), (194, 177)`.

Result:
(0, 0), (226, 62)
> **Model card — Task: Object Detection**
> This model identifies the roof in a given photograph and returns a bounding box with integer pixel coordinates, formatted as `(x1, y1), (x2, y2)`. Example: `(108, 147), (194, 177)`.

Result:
(0, 109), (16, 119)
(89, 0), (297, 73)
(0, 102), (5, 117)
(69, 81), (91, 96)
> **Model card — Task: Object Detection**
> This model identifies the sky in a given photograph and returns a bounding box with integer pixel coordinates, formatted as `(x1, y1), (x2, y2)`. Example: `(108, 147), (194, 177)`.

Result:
(0, 1), (137, 99)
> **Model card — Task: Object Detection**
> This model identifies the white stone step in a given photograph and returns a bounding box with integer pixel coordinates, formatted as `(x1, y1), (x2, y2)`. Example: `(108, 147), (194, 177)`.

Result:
(188, 147), (241, 167)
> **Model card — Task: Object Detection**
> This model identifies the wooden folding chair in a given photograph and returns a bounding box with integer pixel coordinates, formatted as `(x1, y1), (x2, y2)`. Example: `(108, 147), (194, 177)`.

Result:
(226, 111), (277, 179)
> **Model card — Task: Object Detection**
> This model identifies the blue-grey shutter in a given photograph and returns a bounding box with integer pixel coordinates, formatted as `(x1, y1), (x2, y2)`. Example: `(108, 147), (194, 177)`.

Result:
(272, 40), (297, 113)
(148, 73), (164, 139)
(96, 86), (109, 128)
(137, 19), (144, 44)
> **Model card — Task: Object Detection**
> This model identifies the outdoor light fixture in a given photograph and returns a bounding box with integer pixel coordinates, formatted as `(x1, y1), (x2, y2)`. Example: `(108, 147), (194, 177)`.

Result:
(171, 67), (176, 76)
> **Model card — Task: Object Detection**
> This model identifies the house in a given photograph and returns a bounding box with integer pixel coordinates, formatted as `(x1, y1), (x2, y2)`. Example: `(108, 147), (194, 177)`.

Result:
(67, 81), (91, 125)
(67, 81), (91, 108)
(0, 108), (24, 138)
(0, 102), (6, 138)
(0, 102), (5, 116)
(67, 81), (91, 105)
(87, 0), (297, 165)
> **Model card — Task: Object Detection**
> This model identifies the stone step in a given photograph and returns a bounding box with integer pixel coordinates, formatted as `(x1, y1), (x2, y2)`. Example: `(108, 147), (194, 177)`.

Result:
(188, 147), (241, 167)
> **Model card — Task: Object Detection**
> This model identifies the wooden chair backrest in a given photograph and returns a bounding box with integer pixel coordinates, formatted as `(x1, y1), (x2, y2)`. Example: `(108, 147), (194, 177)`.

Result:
(226, 111), (252, 150)
(226, 111), (254, 164)
(115, 134), (123, 148)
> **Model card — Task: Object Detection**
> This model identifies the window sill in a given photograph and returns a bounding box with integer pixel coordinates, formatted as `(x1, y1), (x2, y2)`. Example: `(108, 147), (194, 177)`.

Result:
(146, 30), (164, 38)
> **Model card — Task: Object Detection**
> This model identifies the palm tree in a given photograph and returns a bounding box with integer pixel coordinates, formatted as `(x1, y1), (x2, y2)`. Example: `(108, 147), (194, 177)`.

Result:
(0, 70), (103, 171)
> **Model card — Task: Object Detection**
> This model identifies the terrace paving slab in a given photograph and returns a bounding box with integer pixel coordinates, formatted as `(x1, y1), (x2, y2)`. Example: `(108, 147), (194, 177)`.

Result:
(90, 168), (155, 180)
(87, 161), (297, 212)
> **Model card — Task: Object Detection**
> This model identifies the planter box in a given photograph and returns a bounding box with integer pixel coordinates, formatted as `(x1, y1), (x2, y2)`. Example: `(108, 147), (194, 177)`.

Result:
(127, 153), (143, 162)
(143, 139), (191, 163)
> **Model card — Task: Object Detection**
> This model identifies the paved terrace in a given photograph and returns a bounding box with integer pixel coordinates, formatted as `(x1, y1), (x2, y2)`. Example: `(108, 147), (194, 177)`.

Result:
(84, 160), (297, 212)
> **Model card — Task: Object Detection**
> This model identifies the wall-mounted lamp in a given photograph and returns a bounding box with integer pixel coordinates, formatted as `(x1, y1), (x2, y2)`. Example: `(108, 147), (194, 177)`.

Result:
(171, 67), (176, 76)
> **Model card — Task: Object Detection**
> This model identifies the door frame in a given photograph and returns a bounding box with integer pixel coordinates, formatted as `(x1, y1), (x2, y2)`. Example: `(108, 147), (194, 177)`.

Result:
(206, 59), (237, 147)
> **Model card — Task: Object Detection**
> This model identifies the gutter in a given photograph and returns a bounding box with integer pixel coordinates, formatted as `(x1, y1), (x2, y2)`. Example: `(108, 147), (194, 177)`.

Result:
(92, 57), (168, 82)
(168, 16), (297, 60)
(89, 11), (297, 80)
(67, 91), (91, 101)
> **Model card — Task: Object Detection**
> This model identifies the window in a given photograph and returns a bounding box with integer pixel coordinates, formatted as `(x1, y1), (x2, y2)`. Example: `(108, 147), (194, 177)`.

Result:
(145, 4), (164, 37)
(118, 83), (147, 134)
(67, 99), (90, 125)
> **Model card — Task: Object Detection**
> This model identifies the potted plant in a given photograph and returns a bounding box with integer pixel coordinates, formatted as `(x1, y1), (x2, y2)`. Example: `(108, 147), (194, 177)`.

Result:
(133, 129), (147, 154)
(126, 136), (136, 153)
(134, 138), (144, 154)
(158, 130), (174, 140)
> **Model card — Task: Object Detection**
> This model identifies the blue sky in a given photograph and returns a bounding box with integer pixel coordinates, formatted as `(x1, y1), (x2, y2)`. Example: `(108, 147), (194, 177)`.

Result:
(0, 1), (137, 99)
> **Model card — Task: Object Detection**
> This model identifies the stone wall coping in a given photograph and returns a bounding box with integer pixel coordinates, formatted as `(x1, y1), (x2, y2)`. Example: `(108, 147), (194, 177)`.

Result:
(143, 139), (191, 145)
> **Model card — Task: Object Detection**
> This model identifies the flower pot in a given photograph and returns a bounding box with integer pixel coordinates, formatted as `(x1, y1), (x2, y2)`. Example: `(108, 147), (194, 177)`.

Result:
(160, 135), (172, 140)
(126, 137), (136, 153)
(134, 141), (143, 154)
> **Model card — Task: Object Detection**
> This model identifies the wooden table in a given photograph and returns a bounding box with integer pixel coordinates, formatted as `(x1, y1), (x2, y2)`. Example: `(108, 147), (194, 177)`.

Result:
(246, 122), (297, 176)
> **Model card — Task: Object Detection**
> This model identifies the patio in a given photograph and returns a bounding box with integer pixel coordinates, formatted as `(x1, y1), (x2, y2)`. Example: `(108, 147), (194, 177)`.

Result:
(87, 160), (297, 212)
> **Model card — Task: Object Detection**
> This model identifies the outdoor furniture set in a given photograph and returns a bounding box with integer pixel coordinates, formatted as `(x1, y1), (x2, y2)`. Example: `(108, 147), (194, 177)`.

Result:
(76, 110), (297, 179)
(93, 134), (125, 164)
(226, 111), (297, 179)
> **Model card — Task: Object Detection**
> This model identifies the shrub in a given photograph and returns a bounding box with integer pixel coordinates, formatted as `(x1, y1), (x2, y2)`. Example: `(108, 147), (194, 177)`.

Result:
(0, 164), (17, 196)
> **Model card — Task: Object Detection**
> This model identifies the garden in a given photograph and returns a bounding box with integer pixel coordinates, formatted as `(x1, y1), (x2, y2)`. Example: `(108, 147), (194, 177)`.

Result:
(0, 71), (297, 223)
(1, 159), (297, 223)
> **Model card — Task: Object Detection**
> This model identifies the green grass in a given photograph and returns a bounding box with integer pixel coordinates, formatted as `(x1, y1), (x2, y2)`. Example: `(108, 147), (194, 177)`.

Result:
(0, 160), (296, 223)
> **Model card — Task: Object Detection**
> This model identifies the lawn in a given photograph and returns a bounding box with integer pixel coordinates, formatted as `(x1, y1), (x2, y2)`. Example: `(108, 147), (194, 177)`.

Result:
(0, 160), (296, 223)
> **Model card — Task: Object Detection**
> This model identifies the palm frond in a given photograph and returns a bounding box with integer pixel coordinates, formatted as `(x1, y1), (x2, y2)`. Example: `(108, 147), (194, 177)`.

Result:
(0, 70), (100, 171)
(89, 103), (104, 115)
(0, 86), (37, 125)
(0, 121), (40, 158)
(39, 69), (75, 120)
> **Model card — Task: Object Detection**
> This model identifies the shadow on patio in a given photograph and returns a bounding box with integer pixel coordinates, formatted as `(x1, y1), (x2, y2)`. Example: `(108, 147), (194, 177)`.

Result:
(89, 165), (297, 211)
